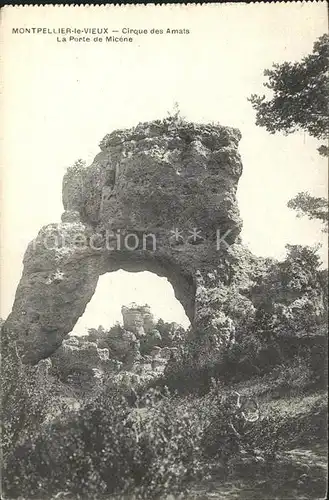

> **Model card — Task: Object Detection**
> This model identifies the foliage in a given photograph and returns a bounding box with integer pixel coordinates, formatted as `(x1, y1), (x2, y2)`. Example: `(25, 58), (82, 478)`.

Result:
(249, 244), (326, 331)
(201, 383), (260, 464)
(4, 385), (211, 499)
(1, 346), (72, 466)
(249, 34), (329, 231)
(6, 369), (280, 500)
(226, 245), (327, 379)
(155, 318), (187, 348)
(86, 324), (107, 341)
(248, 34), (329, 142)
(317, 144), (329, 157)
(166, 101), (185, 124)
(67, 158), (87, 174)
(249, 390), (327, 454)
(287, 191), (328, 232)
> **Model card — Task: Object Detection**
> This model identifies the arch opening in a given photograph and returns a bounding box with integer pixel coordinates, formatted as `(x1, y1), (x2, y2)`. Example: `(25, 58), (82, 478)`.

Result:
(71, 270), (191, 336)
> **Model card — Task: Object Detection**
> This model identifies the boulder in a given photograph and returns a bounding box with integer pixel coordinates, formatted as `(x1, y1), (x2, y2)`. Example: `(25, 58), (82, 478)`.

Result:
(51, 338), (110, 377)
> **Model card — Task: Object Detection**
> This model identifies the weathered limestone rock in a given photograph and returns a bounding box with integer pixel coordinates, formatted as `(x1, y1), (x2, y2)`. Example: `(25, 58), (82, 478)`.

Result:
(121, 303), (155, 337)
(51, 339), (110, 377)
(3, 118), (251, 364)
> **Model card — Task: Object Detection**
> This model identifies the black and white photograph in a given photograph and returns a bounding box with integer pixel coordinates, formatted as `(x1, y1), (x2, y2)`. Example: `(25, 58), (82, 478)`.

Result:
(1, 3), (328, 499)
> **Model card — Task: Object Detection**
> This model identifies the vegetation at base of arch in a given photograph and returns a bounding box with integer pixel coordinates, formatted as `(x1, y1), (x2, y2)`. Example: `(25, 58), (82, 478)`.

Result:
(3, 369), (326, 499)
(3, 384), (223, 499)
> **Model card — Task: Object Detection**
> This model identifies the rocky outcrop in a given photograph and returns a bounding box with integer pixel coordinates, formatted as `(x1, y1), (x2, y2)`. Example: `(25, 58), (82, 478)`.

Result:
(3, 117), (251, 364)
(121, 303), (155, 336)
(51, 339), (111, 376)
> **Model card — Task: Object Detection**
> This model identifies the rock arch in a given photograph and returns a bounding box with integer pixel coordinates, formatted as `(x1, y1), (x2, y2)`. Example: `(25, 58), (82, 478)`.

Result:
(3, 118), (247, 364)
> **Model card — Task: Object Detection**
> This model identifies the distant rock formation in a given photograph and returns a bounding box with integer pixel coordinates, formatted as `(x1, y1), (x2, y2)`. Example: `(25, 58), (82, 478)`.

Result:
(121, 303), (155, 337)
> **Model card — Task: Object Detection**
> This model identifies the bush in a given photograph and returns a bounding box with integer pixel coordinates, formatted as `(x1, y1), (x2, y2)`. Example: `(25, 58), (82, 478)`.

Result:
(2, 347), (70, 464)
(201, 382), (261, 465)
(4, 385), (209, 499)
(66, 158), (86, 174)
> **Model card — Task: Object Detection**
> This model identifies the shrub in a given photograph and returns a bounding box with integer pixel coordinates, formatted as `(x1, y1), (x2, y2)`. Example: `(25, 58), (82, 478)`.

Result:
(4, 385), (209, 499)
(66, 158), (86, 174)
(2, 346), (67, 463)
(201, 383), (261, 465)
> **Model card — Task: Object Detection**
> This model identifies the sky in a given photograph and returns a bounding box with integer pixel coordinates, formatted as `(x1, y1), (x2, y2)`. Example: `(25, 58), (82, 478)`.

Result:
(1, 3), (328, 334)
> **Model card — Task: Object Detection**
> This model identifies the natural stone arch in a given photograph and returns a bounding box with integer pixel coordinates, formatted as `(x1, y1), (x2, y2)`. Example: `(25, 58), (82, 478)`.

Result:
(3, 118), (247, 364)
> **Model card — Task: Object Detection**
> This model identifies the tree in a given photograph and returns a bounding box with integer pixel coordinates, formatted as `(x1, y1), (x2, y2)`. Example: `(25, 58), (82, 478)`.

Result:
(287, 192), (328, 232)
(167, 101), (185, 123)
(248, 34), (329, 149)
(249, 34), (328, 228)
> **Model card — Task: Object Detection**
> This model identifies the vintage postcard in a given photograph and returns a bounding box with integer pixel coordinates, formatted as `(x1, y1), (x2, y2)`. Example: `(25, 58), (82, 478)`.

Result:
(1, 2), (328, 499)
